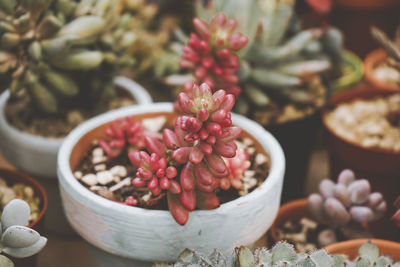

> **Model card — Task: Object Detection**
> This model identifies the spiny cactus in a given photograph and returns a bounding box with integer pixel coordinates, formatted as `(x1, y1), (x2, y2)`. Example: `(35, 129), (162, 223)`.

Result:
(372, 26), (400, 73)
(0, 0), (136, 114)
(308, 169), (387, 246)
(99, 83), (250, 225)
(0, 199), (47, 267)
(153, 241), (400, 267)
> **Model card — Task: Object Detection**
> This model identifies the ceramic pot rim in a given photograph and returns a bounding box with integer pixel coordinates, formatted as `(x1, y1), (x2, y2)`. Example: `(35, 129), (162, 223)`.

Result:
(0, 76), (153, 149)
(57, 102), (286, 218)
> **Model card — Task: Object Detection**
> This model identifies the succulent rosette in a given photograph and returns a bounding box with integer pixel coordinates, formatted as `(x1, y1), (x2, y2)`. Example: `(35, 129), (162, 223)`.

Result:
(98, 83), (247, 225)
(180, 13), (248, 96)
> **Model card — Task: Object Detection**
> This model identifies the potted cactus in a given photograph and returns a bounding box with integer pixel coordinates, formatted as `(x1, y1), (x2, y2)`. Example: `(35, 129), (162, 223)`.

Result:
(57, 81), (285, 264)
(270, 169), (389, 252)
(154, 240), (400, 266)
(0, 199), (47, 267)
(160, 0), (348, 202)
(0, 0), (153, 233)
(364, 26), (400, 92)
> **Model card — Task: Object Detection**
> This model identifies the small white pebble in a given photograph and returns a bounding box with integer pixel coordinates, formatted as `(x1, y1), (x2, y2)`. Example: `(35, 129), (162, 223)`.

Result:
(247, 147), (255, 155)
(92, 155), (107, 164)
(110, 165), (127, 178)
(74, 171), (83, 179)
(94, 164), (106, 172)
(96, 171), (114, 185)
(142, 116), (166, 132)
(90, 186), (102, 191)
(243, 138), (253, 146)
(110, 177), (132, 192)
(92, 147), (104, 157)
(82, 174), (98, 186)
(244, 170), (255, 178)
(255, 153), (268, 165)
(142, 193), (151, 202)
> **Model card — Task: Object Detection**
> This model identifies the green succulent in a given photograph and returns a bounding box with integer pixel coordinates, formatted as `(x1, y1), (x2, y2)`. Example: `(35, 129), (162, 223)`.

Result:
(162, 0), (344, 125)
(0, 0), (136, 114)
(154, 241), (400, 267)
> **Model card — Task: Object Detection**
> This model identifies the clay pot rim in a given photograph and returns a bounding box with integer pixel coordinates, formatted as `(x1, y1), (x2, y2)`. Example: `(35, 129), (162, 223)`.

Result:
(364, 49), (400, 92)
(57, 102), (286, 217)
(0, 168), (48, 229)
(321, 85), (400, 156)
(325, 238), (400, 258)
(270, 198), (308, 242)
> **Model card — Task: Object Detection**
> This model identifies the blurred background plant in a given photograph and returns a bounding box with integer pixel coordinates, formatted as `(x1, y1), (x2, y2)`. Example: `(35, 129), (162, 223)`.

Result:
(159, 0), (346, 126)
(307, 169), (387, 246)
(0, 0), (176, 137)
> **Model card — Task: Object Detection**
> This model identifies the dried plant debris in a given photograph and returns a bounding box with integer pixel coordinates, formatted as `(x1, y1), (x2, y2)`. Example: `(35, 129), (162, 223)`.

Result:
(0, 178), (41, 224)
(326, 94), (400, 151)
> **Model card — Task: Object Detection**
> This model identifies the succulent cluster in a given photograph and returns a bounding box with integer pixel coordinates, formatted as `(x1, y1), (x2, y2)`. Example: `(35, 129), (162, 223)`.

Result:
(163, 0), (344, 125)
(121, 0), (180, 78)
(0, 199), (47, 267)
(179, 13), (248, 96)
(99, 116), (160, 159)
(307, 169), (387, 245)
(154, 241), (400, 267)
(0, 0), (137, 114)
(99, 83), (253, 225)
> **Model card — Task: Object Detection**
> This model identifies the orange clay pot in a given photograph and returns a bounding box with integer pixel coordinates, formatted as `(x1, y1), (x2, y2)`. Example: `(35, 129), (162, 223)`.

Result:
(325, 239), (400, 260)
(335, 0), (400, 9)
(270, 198), (308, 243)
(364, 49), (400, 92)
(0, 168), (48, 267)
(322, 85), (400, 240)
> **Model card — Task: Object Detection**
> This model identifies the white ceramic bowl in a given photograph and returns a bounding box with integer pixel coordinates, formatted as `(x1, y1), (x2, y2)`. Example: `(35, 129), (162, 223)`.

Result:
(0, 77), (152, 179)
(57, 103), (285, 263)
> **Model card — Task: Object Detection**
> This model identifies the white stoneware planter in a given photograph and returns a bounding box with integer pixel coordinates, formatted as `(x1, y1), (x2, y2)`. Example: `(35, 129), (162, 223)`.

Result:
(57, 103), (285, 264)
(0, 76), (152, 179)
(0, 77), (152, 234)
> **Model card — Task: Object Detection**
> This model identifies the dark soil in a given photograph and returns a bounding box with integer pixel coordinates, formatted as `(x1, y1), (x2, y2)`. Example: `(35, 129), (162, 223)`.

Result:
(5, 91), (136, 138)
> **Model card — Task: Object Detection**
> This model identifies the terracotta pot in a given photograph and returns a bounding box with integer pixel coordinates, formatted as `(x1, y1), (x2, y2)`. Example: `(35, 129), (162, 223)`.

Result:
(57, 103), (285, 265)
(325, 239), (400, 260)
(0, 76), (152, 235)
(269, 198), (308, 243)
(322, 85), (400, 240)
(0, 168), (48, 267)
(364, 49), (400, 92)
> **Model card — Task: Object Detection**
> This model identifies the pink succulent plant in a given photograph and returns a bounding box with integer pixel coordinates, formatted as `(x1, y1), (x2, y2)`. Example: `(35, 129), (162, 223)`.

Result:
(222, 148), (251, 190)
(98, 116), (159, 158)
(181, 13), (248, 96)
